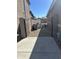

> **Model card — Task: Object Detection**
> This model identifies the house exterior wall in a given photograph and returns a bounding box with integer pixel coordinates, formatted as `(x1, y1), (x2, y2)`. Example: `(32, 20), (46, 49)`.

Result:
(31, 19), (41, 25)
(17, 0), (31, 41)
(17, 0), (26, 39)
(47, 0), (61, 40)
(24, 0), (32, 36)
(17, 0), (25, 27)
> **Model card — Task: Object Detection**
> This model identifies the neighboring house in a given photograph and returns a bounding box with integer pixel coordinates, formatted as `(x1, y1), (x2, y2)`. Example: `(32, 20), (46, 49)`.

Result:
(30, 11), (40, 26)
(29, 11), (41, 30)
(17, 0), (31, 42)
(41, 17), (47, 23)
(31, 19), (41, 26)
(41, 17), (48, 26)
(47, 0), (61, 44)
(31, 18), (41, 30)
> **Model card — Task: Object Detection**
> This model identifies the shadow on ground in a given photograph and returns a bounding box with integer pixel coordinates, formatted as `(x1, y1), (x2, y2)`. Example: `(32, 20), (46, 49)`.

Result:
(29, 27), (61, 59)
(38, 27), (51, 37)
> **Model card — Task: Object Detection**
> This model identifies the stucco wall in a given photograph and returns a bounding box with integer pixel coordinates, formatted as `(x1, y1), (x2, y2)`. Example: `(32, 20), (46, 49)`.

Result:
(17, 0), (25, 28)
(17, 0), (32, 39)
(24, 0), (31, 36)
(47, 0), (61, 40)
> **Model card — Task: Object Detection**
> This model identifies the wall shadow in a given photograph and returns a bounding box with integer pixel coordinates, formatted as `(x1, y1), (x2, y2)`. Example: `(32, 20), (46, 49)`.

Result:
(17, 18), (27, 42)
(17, 23), (23, 42)
(29, 27), (61, 59)
(53, 37), (61, 49)
(38, 27), (51, 37)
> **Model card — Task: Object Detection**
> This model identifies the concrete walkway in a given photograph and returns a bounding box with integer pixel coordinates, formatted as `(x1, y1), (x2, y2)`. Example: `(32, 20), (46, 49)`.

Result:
(17, 37), (38, 59)
(17, 28), (60, 59)
(28, 29), (41, 37)
(17, 37), (60, 59)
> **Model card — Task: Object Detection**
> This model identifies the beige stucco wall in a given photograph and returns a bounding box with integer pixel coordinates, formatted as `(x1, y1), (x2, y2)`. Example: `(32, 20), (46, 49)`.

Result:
(24, 0), (32, 36)
(31, 19), (41, 25)
(17, 0), (25, 28)
(17, 0), (32, 37)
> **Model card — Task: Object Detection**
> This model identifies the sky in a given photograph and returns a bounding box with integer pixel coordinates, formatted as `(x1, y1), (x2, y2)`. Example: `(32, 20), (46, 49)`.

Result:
(30, 0), (53, 18)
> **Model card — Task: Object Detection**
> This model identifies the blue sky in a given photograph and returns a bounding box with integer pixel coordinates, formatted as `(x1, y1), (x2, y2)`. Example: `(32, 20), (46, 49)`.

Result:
(30, 0), (53, 18)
